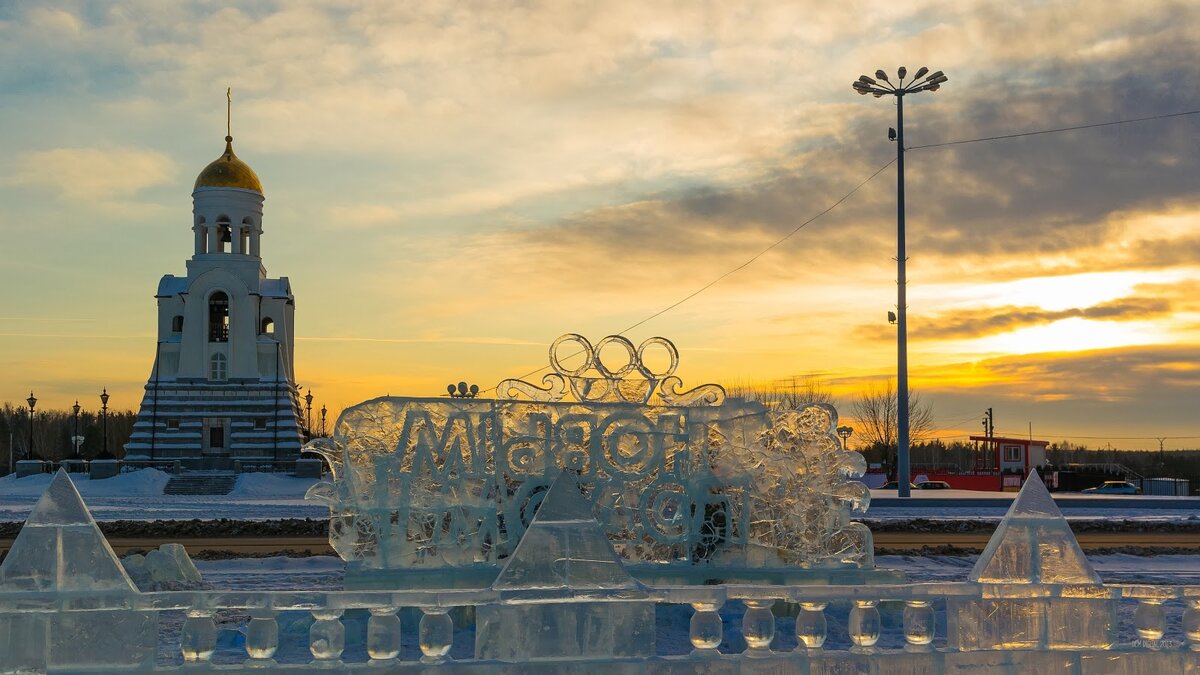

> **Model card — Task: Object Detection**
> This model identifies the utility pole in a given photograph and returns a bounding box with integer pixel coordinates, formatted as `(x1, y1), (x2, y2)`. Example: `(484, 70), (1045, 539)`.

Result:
(853, 66), (948, 498)
(982, 408), (995, 470)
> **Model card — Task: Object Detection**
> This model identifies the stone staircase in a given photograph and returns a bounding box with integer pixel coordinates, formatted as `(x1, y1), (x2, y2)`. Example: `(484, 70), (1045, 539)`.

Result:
(163, 473), (238, 496)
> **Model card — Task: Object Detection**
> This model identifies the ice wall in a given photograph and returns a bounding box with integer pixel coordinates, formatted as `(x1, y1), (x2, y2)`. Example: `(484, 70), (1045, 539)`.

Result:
(303, 334), (872, 578)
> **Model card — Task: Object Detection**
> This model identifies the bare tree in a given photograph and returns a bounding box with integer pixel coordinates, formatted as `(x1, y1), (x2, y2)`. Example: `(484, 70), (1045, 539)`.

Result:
(726, 375), (836, 411)
(850, 380), (935, 478)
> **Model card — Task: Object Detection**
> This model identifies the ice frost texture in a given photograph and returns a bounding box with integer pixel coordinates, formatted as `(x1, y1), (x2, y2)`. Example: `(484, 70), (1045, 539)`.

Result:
(949, 472), (1116, 651)
(305, 334), (872, 574)
(477, 469), (655, 660)
(0, 470), (156, 671)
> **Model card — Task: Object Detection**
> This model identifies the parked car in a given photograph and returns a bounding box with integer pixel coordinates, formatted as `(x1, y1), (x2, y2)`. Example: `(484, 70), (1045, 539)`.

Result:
(880, 481), (919, 490)
(1082, 481), (1141, 495)
(916, 480), (951, 490)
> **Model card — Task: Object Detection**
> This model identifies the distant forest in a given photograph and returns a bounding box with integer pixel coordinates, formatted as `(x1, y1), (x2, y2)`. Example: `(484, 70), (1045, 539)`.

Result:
(2, 403), (1197, 488)
(0, 403), (136, 466)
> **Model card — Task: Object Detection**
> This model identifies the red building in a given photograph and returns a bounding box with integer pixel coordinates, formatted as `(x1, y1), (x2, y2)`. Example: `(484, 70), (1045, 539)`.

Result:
(902, 436), (1049, 492)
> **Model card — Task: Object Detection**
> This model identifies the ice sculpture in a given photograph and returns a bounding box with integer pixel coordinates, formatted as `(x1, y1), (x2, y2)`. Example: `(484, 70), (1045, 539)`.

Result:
(0, 470), (157, 671)
(477, 469), (655, 660)
(949, 472), (1116, 650)
(493, 469), (644, 594)
(304, 334), (875, 587)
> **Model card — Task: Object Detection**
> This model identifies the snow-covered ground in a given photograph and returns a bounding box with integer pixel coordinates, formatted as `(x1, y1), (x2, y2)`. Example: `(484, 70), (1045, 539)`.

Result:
(0, 470), (326, 521)
(3, 469), (1199, 522)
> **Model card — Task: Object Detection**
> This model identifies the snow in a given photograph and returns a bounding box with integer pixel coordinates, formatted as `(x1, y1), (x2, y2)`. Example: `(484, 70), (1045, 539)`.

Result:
(2, 468), (1199, 523)
(0, 468), (171, 498)
(0, 469), (324, 521)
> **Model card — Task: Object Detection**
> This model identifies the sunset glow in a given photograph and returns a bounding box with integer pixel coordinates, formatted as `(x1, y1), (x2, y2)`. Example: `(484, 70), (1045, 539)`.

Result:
(2, 1), (1198, 447)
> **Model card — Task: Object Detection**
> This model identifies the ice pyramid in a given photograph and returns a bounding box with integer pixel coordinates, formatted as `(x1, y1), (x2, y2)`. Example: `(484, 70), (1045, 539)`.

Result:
(970, 471), (1101, 584)
(492, 469), (640, 592)
(0, 469), (137, 592)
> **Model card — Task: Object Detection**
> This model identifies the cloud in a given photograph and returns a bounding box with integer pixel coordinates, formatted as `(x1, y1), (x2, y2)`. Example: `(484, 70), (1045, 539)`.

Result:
(854, 295), (1173, 341)
(10, 147), (176, 201)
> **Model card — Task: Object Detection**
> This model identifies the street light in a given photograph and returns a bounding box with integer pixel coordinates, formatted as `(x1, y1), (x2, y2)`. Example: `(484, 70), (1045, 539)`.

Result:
(72, 401), (81, 458)
(320, 404), (327, 437)
(852, 65), (947, 498)
(26, 391), (36, 461)
(304, 389), (314, 438)
(836, 425), (854, 451)
(100, 388), (110, 457)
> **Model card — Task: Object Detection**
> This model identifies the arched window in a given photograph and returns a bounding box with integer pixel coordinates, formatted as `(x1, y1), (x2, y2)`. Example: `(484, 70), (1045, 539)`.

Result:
(171, 315), (184, 333)
(208, 292), (229, 342)
(209, 353), (228, 381)
(260, 317), (275, 335)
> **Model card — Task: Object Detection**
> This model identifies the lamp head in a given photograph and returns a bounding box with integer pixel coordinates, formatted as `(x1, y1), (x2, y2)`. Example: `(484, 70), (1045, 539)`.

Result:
(27, 391), (36, 410)
(100, 388), (109, 406)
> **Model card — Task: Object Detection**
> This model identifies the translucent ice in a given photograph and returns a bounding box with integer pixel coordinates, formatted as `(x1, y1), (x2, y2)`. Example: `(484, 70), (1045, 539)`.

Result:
(306, 334), (873, 577)
(951, 472), (1114, 651)
(0, 469), (136, 592)
(970, 471), (1101, 585)
(479, 470), (654, 660)
(0, 470), (157, 671)
(492, 469), (641, 593)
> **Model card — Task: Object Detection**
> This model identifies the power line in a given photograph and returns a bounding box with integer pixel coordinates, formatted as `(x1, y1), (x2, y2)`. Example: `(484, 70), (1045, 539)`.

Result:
(907, 109), (1200, 151)
(487, 104), (1200, 389)
(483, 157), (898, 394)
(614, 158), (897, 336)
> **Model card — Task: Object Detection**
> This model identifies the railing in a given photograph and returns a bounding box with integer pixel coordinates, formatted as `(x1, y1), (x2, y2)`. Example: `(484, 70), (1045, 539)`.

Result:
(5, 582), (1199, 668)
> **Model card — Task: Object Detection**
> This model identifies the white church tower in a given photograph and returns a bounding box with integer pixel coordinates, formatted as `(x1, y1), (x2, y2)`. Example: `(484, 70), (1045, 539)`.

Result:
(126, 120), (305, 468)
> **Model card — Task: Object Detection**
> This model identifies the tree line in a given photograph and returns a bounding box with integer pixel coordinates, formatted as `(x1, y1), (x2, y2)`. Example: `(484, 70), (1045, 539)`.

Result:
(0, 403), (137, 468)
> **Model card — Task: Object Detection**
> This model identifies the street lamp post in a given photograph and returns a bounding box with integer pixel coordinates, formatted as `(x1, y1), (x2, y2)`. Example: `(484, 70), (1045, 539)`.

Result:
(853, 66), (947, 498)
(72, 401), (81, 458)
(26, 392), (37, 461)
(836, 425), (854, 451)
(100, 388), (110, 457)
(304, 390), (314, 438)
(320, 405), (327, 437)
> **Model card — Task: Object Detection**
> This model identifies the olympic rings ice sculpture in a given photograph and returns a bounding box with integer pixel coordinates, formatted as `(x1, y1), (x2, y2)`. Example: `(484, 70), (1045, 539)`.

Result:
(497, 333), (724, 405)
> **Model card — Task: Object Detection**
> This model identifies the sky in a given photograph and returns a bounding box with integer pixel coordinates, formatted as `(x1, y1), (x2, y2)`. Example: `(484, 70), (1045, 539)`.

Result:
(1, 1), (1198, 449)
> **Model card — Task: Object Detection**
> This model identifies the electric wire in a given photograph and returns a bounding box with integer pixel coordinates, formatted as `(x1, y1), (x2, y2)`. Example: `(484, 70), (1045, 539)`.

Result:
(480, 157), (898, 394)
(906, 109), (1200, 151)
(488, 107), (1200, 394)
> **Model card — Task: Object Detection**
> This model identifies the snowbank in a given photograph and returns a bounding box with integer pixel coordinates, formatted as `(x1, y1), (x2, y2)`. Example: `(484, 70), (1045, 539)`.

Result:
(0, 468), (172, 498)
(229, 473), (319, 499)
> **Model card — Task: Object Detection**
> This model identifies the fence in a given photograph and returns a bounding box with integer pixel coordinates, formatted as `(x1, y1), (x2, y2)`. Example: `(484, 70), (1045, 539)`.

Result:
(3, 581), (1198, 671)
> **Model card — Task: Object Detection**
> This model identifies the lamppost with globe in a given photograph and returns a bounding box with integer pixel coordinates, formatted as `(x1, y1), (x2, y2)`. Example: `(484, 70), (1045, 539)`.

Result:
(852, 66), (947, 498)
(320, 404), (327, 437)
(305, 389), (314, 439)
(100, 388), (110, 457)
(25, 392), (36, 461)
(836, 425), (854, 451)
(72, 400), (81, 458)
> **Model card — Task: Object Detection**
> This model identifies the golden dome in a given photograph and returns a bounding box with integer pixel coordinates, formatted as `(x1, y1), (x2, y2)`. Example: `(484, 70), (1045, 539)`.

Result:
(194, 136), (263, 193)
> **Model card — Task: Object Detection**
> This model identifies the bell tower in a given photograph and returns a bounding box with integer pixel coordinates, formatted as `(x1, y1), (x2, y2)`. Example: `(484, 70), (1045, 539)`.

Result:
(126, 94), (305, 468)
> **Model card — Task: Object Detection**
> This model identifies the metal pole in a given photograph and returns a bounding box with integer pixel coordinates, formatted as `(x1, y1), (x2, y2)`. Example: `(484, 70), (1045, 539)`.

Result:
(28, 406), (34, 461)
(895, 93), (911, 499)
(102, 401), (108, 456)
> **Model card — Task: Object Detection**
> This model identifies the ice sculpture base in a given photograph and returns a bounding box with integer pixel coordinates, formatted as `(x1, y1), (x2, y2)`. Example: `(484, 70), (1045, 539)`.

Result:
(475, 600), (656, 660)
(345, 560), (904, 590)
